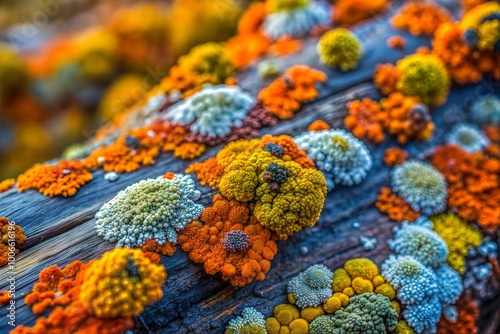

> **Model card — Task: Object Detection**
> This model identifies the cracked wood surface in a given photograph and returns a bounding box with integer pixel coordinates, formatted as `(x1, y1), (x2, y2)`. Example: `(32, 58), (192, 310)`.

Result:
(1, 3), (498, 332)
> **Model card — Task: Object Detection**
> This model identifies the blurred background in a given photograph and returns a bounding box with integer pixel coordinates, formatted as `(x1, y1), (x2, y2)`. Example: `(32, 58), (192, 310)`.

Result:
(0, 0), (247, 179)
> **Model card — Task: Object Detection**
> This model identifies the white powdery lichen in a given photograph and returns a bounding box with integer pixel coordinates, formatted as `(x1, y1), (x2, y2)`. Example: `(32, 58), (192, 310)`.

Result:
(391, 160), (447, 216)
(471, 94), (500, 126)
(294, 128), (372, 191)
(446, 123), (489, 153)
(95, 174), (203, 247)
(162, 85), (254, 138)
(263, 1), (330, 40)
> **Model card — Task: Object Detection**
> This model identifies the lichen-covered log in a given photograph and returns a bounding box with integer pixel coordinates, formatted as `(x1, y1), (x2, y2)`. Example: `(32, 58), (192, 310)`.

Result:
(1, 4), (499, 333)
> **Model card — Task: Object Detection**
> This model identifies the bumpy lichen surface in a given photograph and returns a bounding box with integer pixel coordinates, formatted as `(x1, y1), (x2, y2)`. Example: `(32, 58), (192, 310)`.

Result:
(376, 187), (421, 222)
(430, 212), (482, 273)
(459, 2), (500, 51)
(266, 304), (310, 334)
(388, 219), (448, 268)
(317, 28), (362, 71)
(295, 129), (372, 191)
(263, 0), (330, 39)
(391, 161), (447, 216)
(177, 42), (235, 82)
(0, 217), (26, 267)
(396, 54), (450, 106)
(446, 123), (489, 152)
(95, 174), (203, 247)
(287, 264), (333, 308)
(163, 85), (255, 138)
(226, 307), (267, 334)
(80, 248), (166, 318)
(309, 293), (398, 334)
(178, 195), (278, 287)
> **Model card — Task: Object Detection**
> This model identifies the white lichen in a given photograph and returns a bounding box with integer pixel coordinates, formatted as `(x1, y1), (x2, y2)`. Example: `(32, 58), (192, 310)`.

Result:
(446, 123), (489, 152)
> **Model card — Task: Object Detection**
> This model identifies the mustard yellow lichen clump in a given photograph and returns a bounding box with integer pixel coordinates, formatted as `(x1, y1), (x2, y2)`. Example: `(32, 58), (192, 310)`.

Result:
(80, 248), (166, 318)
(396, 54), (450, 106)
(178, 42), (235, 82)
(266, 304), (310, 334)
(266, 0), (309, 13)
(317, 28), (362, 71)
(430, 212), (482, 273)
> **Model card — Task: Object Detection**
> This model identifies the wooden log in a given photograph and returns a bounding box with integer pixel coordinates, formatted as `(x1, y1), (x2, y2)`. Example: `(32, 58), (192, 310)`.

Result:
(1, 4), (498, 332)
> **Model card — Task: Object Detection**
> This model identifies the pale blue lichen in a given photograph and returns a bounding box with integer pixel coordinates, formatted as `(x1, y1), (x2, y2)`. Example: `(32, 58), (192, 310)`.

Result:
(263, 1), (330, 40)
(381, 254), (438, 305)
(403, 295), (442, 334)
(446, 123), (489, 153)
(435, 264), (463, 305)
(294, 129), (372, 191)
(388, 218), (448, 268)
(225, 307), (267, 334)
(391, 161), (447, 216)
(287, 264), (333, 308)
(471, 94), (500, 126)
(162, 85), (255, 138)
(95, 174), (203, 247)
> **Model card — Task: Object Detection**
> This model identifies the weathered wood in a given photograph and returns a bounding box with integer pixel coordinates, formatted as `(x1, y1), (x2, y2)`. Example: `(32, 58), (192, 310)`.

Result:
(1, 3), (498, 332)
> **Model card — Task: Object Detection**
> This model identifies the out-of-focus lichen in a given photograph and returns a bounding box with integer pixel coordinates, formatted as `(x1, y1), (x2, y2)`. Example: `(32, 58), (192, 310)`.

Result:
(384, 147), (408, 167)
(0, 217), (26, 268)
(178, 195), (278, 287)
(392, 2), (451, 35)
(471, 94), (500, 126)
(395, 54), (450, 106)
(459, 2), (500, 52)
(17, 160), (93, 197)
(437, 293), (479, 334)
(446, 123), (489, 152)
(333, 0), (389, 26)
(391, 161), (447, 216)
(263, 0), (330, 40)
(317, 28), (361, 71)
(95, 174), (203, 247)
(295, 128), (372, 190)
(373, 63), (401, 96)
(259, 65), (327, 119)
(163, 85), (255, 138)
(344, 98), (385, 143)
(0, 179), (15, 194)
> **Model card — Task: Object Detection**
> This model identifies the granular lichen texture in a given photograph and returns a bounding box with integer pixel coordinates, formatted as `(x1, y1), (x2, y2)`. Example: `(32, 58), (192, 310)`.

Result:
(0, 217), (26, 267)
(178, 194), (278, 287)
(17, 160), (93, 197)
(95, 174), (203, 247)
(317, 28), (362, 71)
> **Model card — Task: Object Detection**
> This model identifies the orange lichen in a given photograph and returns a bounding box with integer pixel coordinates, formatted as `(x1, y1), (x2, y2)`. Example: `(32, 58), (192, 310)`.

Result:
(432, 22), (489, 84)
(237, 1), (267, 35)
(261, 134), (315, 168)
(379, 92), (435, 144)
(344, 98), (385, 143)
(387, 35), (406, 49)
(375, 187), (421, 222)
(17, 160), (93, 197)
(0, 178), (15, 193)
(226, 33), (270, 68)
(437, 293), (478, 334)
(268, 37), (303, 57)
(259, 65), (327, 119)
(11, 300), (135, 334)
(373, 64), (401, 96)
(173, 142), (207, 160)
(1, 217), (27, 267)
(142, 239), (176, 257)
(333, 0), (389, 26)
(308, 120), (331, 132)
(383, 147), (408, 167)
(392, 2), (451, 35)
(431, 144), (500, 230)
(25, 261), (86, 314)
(0, 290), (11, 304)
(178, 194), (278, 287)
(186, 157), (224, 189)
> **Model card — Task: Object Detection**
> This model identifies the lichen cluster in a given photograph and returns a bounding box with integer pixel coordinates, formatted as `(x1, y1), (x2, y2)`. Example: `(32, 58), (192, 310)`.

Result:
(95, 174), (203, 247)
